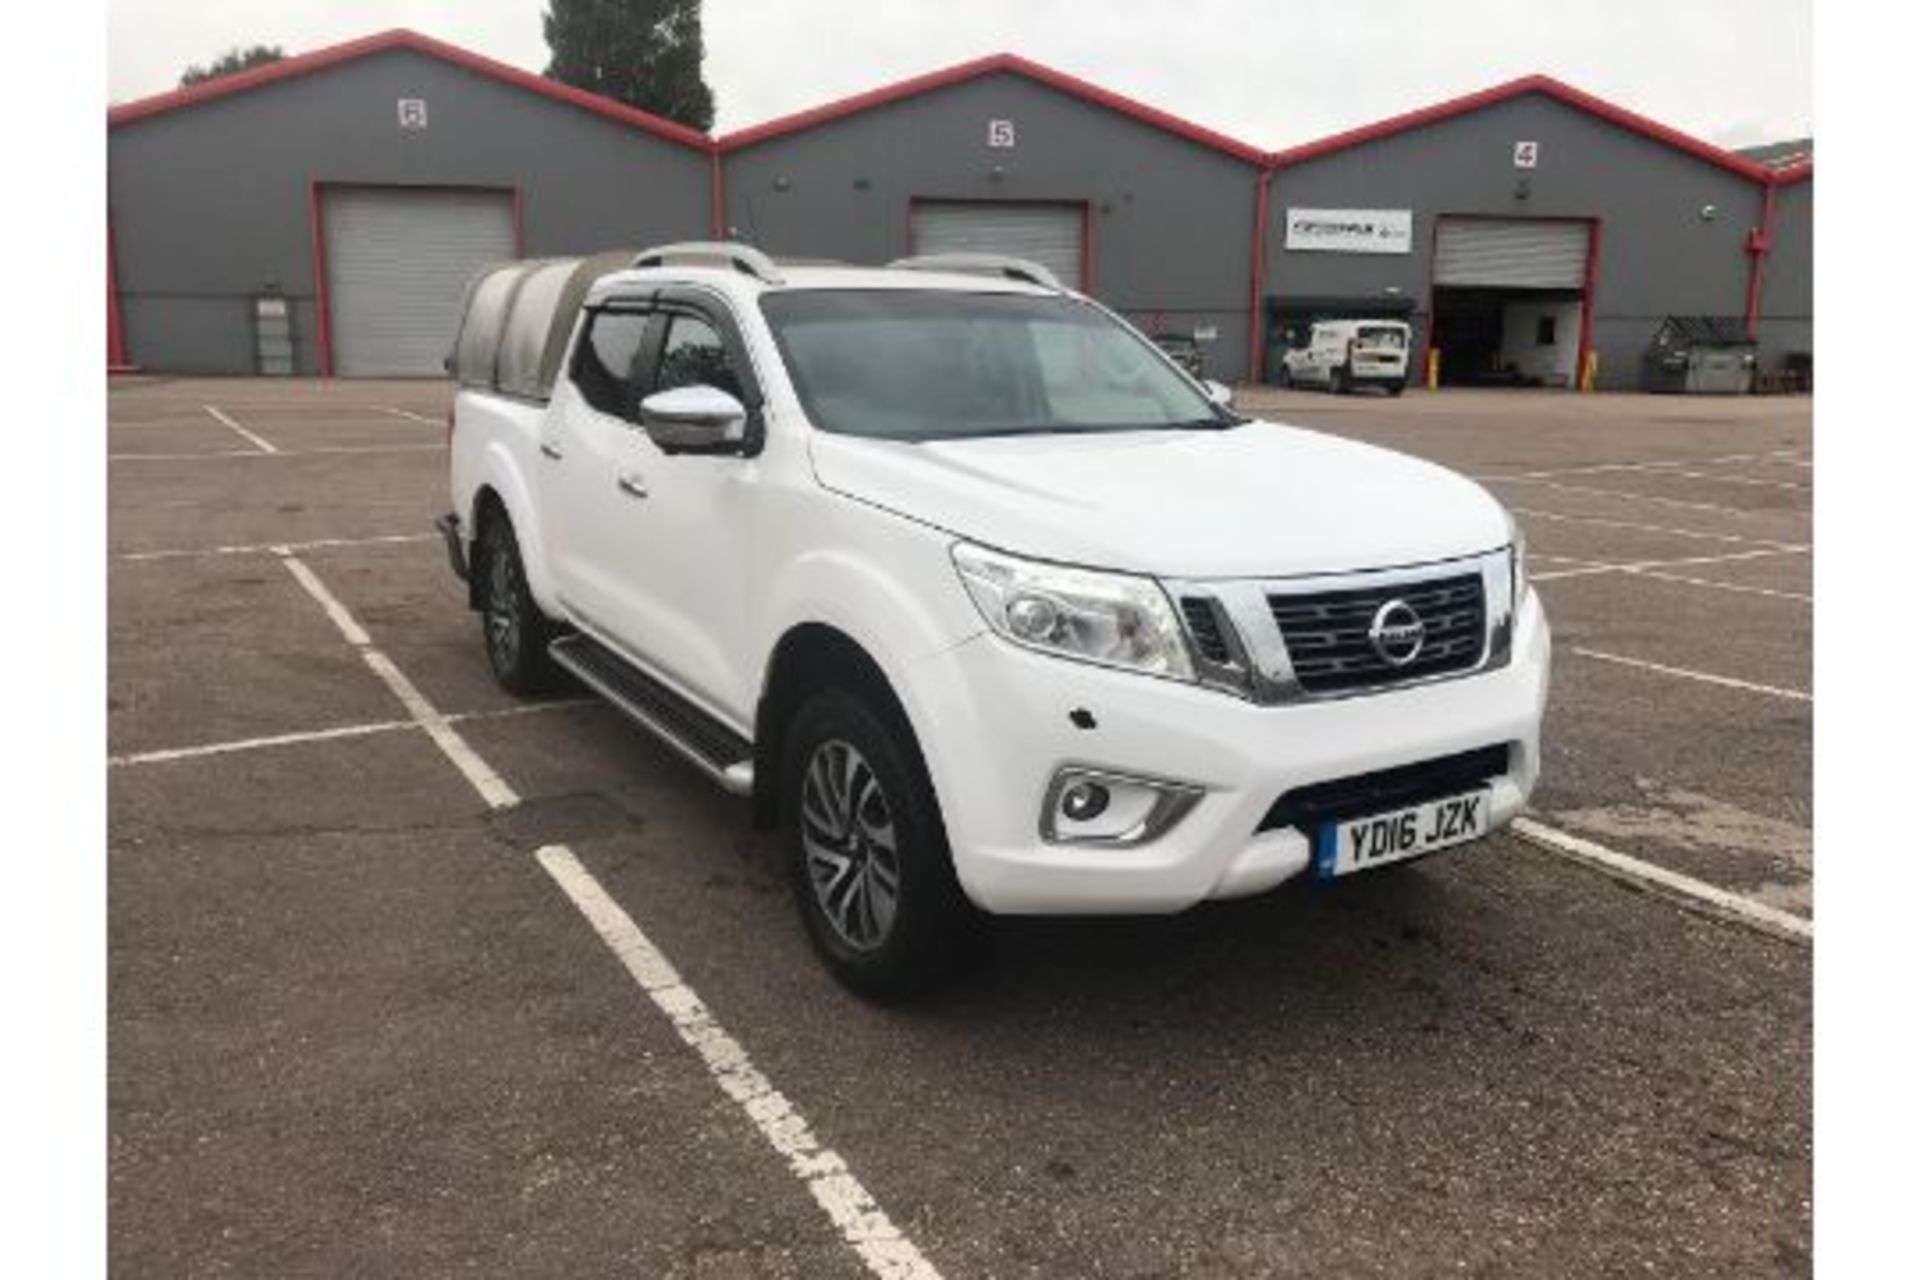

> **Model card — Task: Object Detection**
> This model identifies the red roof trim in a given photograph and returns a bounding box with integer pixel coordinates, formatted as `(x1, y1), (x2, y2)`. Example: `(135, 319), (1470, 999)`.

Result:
(718, 52), (1267, 165)
(1267, 74), (1772, 183)
(107, 28), (713, 151)
(1772, 159), (1813, 186)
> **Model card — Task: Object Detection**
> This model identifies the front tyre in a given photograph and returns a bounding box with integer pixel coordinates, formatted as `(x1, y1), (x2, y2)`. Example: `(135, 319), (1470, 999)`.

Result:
(782, 688), (978, 997)
(476, 513), (556, 696)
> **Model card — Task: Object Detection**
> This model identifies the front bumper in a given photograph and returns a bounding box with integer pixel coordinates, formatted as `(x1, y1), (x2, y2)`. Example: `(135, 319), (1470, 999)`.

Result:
(907, 589), (1550, 914)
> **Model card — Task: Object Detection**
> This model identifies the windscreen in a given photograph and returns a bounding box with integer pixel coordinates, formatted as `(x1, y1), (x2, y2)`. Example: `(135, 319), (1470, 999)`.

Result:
(759, 290), (1226, 441)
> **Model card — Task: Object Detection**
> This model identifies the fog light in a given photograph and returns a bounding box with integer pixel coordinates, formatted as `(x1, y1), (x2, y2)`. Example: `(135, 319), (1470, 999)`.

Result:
(1060, 781), (1110, 821)
(1042, 767), (1203, 846)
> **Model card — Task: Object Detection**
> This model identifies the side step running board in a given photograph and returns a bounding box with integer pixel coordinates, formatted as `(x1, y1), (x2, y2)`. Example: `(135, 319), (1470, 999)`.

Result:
(548, 634), (754, 796)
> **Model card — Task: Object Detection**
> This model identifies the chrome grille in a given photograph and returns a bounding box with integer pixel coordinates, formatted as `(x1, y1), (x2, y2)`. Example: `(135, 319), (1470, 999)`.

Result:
(1268, 573), (1486, 694)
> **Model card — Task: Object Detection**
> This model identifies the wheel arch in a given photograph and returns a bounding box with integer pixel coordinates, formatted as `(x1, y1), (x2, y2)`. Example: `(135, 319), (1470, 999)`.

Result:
(753, 622), (929, 831)
(462, 438), (560, 617)
(466, 484), (509, 610)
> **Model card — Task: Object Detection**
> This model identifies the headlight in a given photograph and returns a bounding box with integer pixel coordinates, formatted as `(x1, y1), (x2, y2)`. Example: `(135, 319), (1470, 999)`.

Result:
(952, 542), (1195, 681)
(1507, 516), (1529, 602)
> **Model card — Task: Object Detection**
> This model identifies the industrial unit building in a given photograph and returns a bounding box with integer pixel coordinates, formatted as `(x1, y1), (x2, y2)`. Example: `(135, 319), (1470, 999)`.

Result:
(716, 56), (1266, 381)
(108, 31), (712, 376)
(107, 28), (1812, 389)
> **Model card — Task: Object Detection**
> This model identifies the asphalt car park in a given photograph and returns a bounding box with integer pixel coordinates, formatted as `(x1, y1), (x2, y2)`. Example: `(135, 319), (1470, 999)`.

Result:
(110, 377), (1812, 1276)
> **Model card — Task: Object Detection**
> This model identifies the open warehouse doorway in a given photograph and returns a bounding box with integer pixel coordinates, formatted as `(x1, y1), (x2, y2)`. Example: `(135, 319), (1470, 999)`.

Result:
(1427, 216), (1593, 389)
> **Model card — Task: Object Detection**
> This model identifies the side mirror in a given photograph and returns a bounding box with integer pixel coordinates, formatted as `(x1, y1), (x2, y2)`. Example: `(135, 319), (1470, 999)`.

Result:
(638, 384), (748, 451)
(1202, 379), (1235, 409)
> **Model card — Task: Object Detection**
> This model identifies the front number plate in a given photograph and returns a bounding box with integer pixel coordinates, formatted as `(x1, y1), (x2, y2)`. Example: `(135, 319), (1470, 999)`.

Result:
(1315, 788), (1492, 878)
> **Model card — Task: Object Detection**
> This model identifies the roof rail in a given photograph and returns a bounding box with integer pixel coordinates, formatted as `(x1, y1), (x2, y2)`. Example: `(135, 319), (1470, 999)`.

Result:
(887, 253), (1062, 290)
(631, 241), (783, 285)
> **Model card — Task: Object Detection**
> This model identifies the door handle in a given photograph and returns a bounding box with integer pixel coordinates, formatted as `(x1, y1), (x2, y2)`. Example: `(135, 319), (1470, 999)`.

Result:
(616, 471), (648, 499)
(540, 441), (562, 460)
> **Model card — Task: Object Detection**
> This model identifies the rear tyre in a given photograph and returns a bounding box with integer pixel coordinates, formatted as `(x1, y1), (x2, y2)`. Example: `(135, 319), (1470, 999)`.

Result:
(1332, 366), (1351, 395)
(476, 513), (556, 696)
(781, 687), (979, 998)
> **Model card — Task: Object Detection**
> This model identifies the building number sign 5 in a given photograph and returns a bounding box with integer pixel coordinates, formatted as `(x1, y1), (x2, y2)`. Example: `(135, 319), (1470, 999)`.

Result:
(988, 119), (1016, 149)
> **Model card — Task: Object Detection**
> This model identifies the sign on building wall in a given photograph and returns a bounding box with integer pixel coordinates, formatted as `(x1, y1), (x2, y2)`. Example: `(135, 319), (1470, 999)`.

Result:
(987, 119), (1016, 148)
(397, 98), (429, 130)
(1513, 140), (1539, 168)
(1284, 208), (1413, 255)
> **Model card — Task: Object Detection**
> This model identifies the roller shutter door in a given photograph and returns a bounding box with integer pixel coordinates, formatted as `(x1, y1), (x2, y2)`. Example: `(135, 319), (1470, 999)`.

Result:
(1433, 218), (1589, 290)
(323, 187), (516, 376)
(910, 202), (1084, 289)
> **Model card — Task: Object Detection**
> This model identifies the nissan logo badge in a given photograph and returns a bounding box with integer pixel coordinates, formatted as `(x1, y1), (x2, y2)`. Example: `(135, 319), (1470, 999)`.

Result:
(1368, 599), (1426, 666)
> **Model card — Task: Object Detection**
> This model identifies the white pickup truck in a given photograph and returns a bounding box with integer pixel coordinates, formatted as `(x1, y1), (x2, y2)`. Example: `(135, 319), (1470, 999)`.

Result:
(439, 243), (1550, 995)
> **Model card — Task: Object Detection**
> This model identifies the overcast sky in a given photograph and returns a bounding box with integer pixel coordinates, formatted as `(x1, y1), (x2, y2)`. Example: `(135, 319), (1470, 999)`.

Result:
(108, 0), (1811, 150)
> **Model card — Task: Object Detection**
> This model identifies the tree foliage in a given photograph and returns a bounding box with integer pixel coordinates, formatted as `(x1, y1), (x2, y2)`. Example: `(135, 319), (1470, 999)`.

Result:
(180, 45), (285, 88)
(543, 0), (715, 131)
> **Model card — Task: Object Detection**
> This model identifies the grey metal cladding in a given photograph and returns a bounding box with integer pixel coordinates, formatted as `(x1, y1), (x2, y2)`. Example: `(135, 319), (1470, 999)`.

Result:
(1755, 180), (1811, 365)
(1265, 92), (1769, 387)
(720, 71), (1259, 378)
(109, 47), (710, 374)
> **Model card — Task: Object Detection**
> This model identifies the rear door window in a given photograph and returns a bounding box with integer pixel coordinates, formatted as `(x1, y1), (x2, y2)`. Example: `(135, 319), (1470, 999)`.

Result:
(572, 310), (649, 419)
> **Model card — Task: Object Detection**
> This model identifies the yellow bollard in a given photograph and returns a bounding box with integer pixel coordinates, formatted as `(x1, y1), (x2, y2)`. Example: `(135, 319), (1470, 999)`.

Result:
(1579, 350), (1598, 392)
(1425, 348), (1440, 390)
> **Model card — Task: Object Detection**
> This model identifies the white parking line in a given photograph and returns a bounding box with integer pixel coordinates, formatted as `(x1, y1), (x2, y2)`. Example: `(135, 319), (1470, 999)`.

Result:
(1529, 544), (1810, 583)
(1485, 449), (1811, 483)
(110, 443), (442, 462)
(275, 551), (940, 1280)
(108, 701), (594, 767)
(111, 718), (414, 766)
(1485, 476), (1760, 517)
(1626, 569), (1811, 603)
(1618, 467), (1807, 492)
(538, 845), (941, 1280)
(119, 532), (436, 562)
(1513, 817), (1811, 945)
(1509, 508), (1803, 549)
(277, 550), (519, 807)
(1572, 646), (1811, 702)
(382, 407), (443, 426)
(204, 405), (279, 454)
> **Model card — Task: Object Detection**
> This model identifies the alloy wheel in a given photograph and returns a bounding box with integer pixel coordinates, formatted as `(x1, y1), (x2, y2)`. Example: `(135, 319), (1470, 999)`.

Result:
(800, 738), (901, 951)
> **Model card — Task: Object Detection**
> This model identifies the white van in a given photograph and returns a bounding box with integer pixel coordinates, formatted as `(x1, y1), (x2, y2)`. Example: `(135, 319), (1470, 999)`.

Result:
(1280, 320), (1412, 395)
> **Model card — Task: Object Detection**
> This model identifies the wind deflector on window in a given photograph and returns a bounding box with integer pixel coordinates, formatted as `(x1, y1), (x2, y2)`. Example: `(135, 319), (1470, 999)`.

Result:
(447, 249), (636, 402)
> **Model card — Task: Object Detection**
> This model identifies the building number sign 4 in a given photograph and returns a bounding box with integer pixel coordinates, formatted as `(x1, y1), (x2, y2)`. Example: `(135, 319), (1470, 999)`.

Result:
(1513, 140), (1539, 169)
(398, 98), (429, 130)
(988, 119), (1016, 149)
